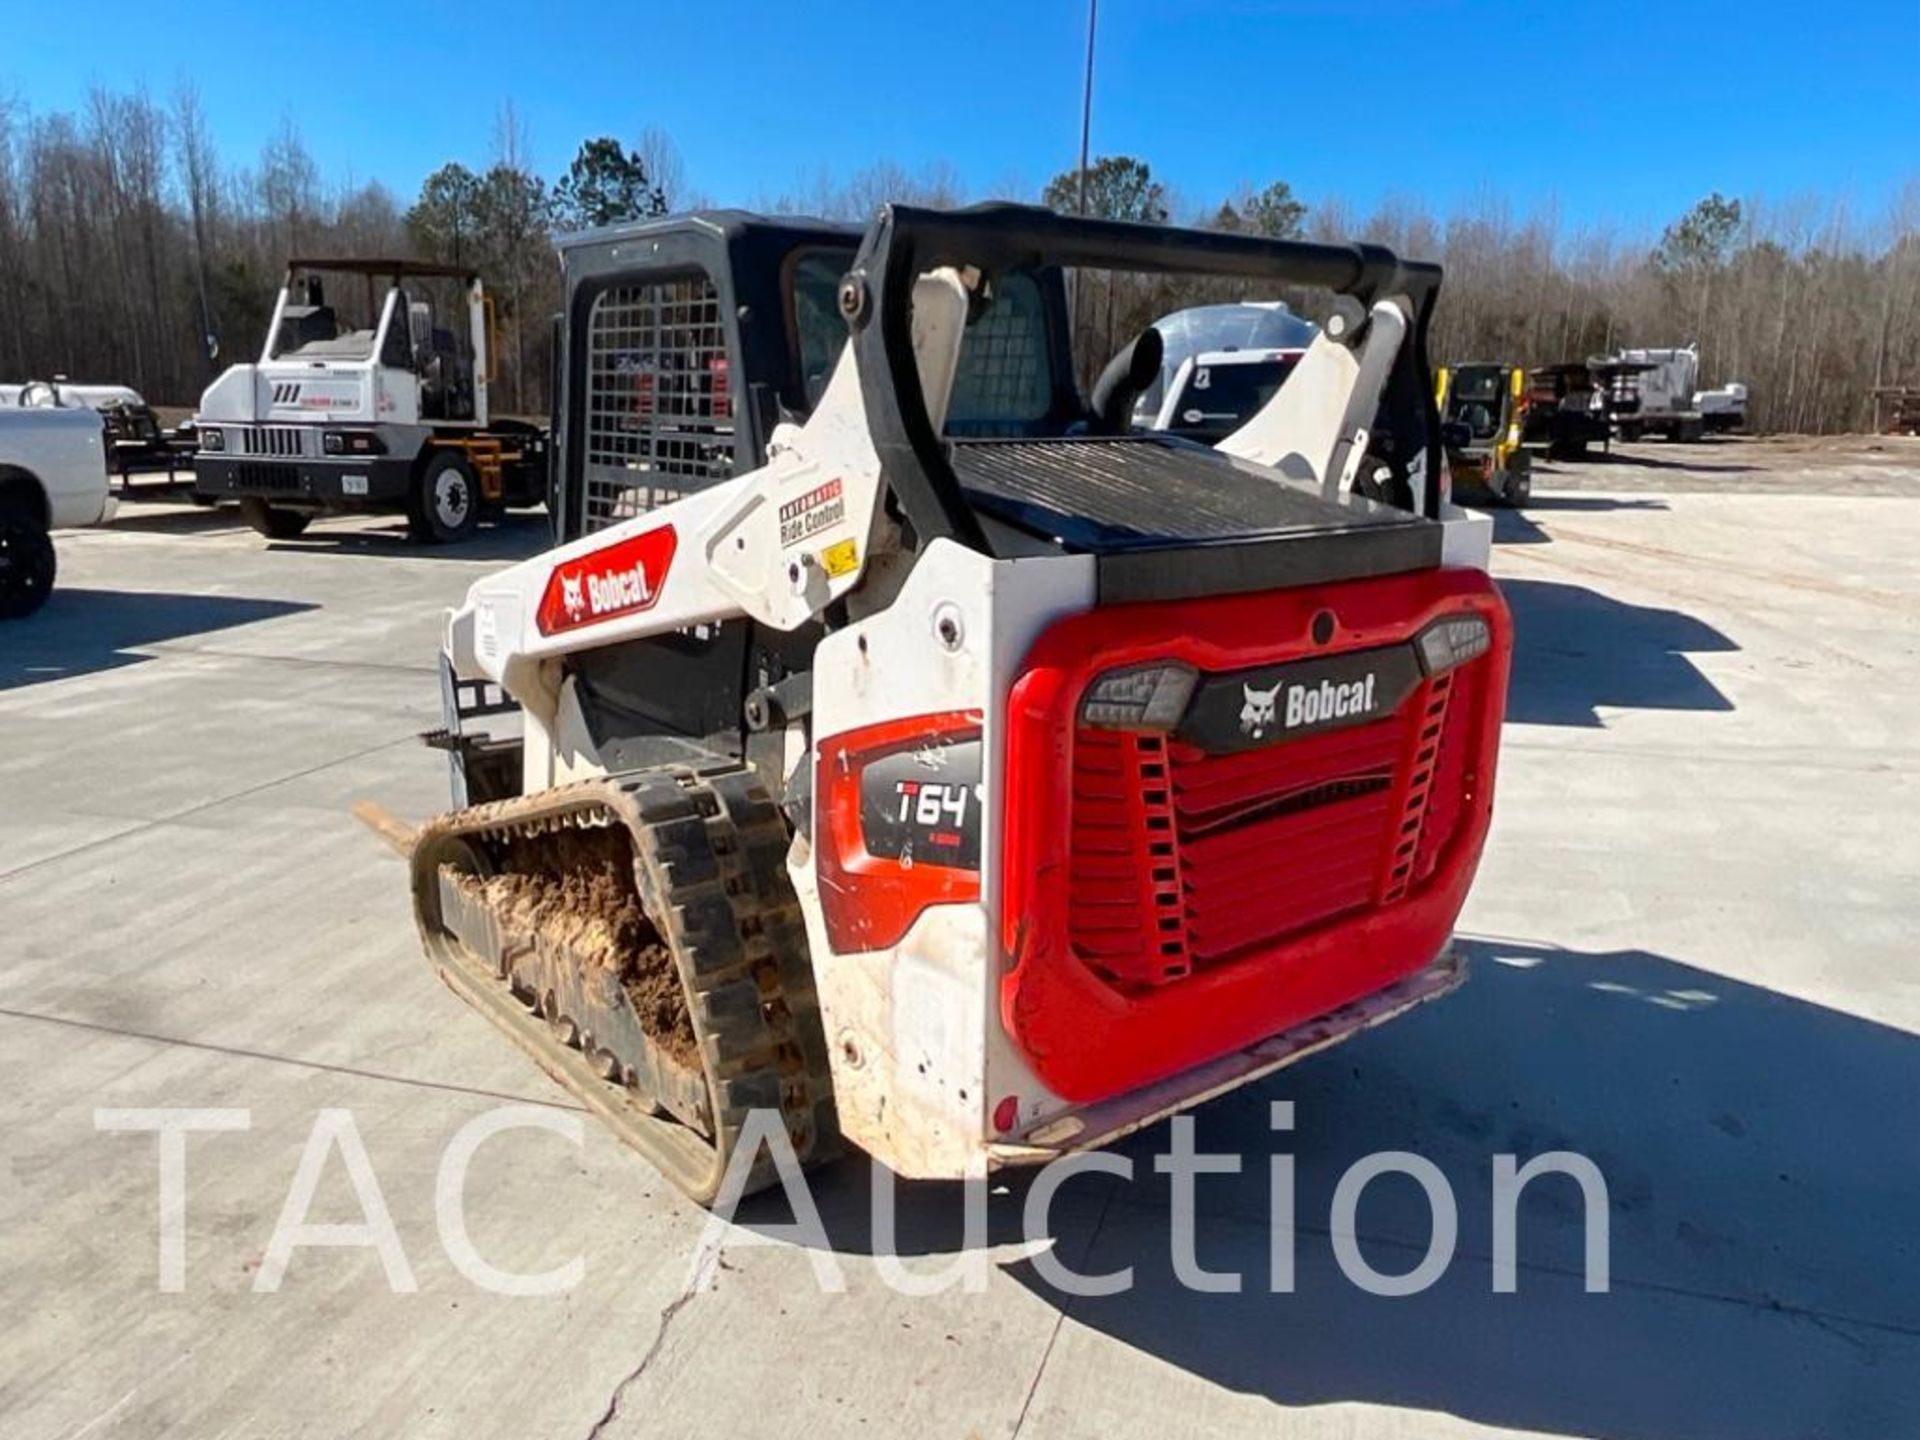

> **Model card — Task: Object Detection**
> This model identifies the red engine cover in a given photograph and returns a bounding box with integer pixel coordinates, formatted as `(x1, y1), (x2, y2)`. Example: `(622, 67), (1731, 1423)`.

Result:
(1000, 568), (1511, 1104)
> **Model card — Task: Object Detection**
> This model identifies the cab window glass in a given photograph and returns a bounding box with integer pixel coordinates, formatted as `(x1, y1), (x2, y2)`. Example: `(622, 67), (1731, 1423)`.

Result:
(789, 261), (1057, 431)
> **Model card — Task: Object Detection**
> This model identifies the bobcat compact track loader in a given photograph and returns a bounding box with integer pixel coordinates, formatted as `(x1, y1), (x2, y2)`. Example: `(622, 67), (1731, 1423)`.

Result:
(409, 204), (1512, 1202)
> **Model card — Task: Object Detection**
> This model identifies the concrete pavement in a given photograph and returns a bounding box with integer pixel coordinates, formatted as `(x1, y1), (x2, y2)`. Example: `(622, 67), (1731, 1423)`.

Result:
(3, 449), (1917, 1439)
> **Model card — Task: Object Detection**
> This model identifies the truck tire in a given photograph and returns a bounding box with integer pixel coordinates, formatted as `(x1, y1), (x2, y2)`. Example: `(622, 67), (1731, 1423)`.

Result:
(237, 497), (312, 539)
(0, 496), (56, 619)
(407, 450), (480, 545)
(1501, 456), (1533, 508)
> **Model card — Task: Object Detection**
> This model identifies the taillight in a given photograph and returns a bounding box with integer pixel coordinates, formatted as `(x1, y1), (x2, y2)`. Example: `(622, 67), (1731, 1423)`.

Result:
(815, 711), (983, 955)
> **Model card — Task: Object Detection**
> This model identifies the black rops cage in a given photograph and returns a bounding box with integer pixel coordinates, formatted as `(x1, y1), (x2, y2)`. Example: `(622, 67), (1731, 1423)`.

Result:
(552, 211), (860, 543)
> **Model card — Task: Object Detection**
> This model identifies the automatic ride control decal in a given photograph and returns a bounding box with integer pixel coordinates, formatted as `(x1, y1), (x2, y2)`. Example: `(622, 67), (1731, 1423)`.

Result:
(779, 476), (845, 548)
(535, 525), (678, 636)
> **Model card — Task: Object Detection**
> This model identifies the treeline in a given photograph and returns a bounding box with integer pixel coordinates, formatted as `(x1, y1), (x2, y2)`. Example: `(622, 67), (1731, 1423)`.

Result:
(1028, 157), (1920, 434)
(0, 94), (678, 416)
(0, 85), (1915, 434)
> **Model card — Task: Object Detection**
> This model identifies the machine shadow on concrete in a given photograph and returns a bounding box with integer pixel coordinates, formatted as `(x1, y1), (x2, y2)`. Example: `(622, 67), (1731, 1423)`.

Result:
(1489, 498), (1669, 547)
(742, 941), (1918, 1438)
(264, 512), (554, 565)
(1005, 938), (1920, 1439)
(1585, 449), (1758, 476)
(88, 499), (244, 535)
(0, 589), (315, 690)
(1500, 577), (1736, 726)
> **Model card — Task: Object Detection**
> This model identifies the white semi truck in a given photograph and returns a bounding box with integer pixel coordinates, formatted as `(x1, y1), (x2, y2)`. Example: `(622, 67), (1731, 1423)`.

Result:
(193, 258), (547, 543)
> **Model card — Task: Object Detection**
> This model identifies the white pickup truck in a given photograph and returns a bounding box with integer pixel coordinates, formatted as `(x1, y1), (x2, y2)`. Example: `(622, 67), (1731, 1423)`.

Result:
(0, 398), (114, 617)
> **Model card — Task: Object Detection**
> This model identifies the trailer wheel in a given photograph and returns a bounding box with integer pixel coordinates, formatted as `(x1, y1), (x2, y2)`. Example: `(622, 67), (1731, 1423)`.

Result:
(408, 450), (480, 545)
(0, 496), (56, 619)
(237, 497), (312, 539)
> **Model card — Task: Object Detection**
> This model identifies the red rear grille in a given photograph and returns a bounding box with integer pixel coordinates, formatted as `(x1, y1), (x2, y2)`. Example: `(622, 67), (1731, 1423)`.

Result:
(1000, 572), (1510, 1105)
(1414, 663), (1482, 885)
(1067, 669), (1483, 990)
(1071, 731), (1191, 985)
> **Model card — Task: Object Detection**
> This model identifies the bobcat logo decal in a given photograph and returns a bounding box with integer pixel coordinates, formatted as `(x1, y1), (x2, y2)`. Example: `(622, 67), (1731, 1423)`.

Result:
(1240, 680), (1282, 738)
(535, 525), (679, 637)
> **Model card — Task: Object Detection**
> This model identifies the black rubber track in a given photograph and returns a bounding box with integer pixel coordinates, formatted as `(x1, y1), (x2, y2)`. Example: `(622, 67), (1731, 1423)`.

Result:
(411, 762), (839, 1204)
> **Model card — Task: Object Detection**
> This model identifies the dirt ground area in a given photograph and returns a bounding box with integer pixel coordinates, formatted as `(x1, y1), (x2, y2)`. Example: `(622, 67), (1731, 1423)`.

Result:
(1531, 431), (1920, 496)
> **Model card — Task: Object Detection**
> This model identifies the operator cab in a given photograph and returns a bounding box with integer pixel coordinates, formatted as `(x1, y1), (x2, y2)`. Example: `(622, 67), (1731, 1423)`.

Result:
(1442, 363), (1511, 444)
(552, 209), (1430, 552)
(791, 253), (1075, 437)
(264, 259), (483, 421)
(554, 213), (1091, 540)
(1148, 348), (1306, 443)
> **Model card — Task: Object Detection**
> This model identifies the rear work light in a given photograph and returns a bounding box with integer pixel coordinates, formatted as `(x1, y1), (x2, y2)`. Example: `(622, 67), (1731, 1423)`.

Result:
(1078, 662), (1198, 731)
(1415, 613), (1492, 674)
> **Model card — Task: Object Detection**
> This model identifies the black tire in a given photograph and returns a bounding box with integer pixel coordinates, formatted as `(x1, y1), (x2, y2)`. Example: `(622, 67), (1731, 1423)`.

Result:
(407, 450), (481, 544)
(0, 497), (56, 619)
(237, 497), (312, 539)
(1502, 464), (1532, 508)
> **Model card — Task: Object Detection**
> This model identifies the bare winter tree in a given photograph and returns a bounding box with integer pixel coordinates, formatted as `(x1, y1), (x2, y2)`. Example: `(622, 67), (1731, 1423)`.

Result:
(0, 84), (1914, 433)
(633, 126), (688, 213)
(173, 86), (222, 377)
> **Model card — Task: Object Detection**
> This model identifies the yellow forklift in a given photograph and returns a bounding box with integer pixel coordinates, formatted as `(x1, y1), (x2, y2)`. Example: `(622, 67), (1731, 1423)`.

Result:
(1436, 361), (1531, 507)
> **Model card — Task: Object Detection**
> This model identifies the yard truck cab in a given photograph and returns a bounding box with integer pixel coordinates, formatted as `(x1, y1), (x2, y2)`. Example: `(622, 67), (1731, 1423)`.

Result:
(193, 258), (547, 543)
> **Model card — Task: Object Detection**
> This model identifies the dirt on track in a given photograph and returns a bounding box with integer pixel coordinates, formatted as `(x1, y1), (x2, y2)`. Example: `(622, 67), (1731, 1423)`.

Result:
(458, 826), (698, 1064)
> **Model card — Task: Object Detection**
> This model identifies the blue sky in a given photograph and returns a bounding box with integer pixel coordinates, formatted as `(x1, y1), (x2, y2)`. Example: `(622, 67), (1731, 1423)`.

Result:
(4, 0), (1915, 238)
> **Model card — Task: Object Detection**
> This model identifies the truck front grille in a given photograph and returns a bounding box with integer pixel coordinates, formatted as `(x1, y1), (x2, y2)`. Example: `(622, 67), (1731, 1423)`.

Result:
(231, 425), (313, 458)
(231, 461), (301, 492)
